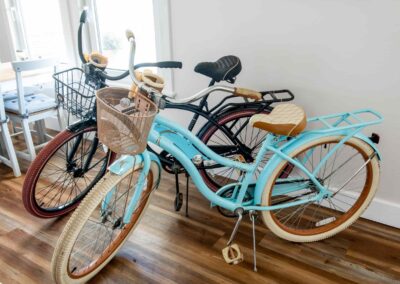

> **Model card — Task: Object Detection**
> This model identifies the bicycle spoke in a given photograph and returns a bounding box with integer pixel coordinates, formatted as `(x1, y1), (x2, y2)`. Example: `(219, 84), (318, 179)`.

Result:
(68, 169), (153, 276)
(267, 138), (375, 235)
(34, 129), (109, 211)
(202, 111), (269, 190)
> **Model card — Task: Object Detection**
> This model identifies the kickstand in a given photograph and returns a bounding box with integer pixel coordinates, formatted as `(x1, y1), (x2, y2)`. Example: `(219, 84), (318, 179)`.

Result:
(185, 172), (189, 217)
(249, 210), (258, 272)
(174, 169), (183, 211)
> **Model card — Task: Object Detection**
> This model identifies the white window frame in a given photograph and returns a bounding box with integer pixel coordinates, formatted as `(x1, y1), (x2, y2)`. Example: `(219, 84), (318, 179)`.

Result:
(153, 0), (175, 95)
(1, 0), (175, 93)
(5, 0), (29, 59)
(1, 0), (69, 61)
(0, 0), (15, 62)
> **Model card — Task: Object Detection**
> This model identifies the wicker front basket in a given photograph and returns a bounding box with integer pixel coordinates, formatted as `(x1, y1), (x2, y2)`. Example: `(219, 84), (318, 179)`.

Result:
(96, 87), (158, 155)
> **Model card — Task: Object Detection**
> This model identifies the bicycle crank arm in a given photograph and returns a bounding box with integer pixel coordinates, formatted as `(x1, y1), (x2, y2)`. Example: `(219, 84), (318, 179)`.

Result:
(222, 208), (245, 265)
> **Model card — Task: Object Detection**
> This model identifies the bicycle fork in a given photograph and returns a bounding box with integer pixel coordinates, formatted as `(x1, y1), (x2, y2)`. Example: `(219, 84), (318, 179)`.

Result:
(65, 132), (100, 175)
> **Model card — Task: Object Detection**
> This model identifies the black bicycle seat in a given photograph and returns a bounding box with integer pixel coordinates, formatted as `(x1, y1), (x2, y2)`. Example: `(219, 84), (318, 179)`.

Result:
(194, 55), (242, 83)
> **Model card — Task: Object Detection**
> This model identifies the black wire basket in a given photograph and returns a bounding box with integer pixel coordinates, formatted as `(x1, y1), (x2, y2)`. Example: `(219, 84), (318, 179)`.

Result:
(53, 68), (97, 120)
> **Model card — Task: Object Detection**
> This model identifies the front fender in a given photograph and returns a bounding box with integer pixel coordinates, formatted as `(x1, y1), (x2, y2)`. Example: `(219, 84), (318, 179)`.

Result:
(148, 151), (162, 189)
(253, 131), (382, 205)
(109, 154), (144, 175)
(109, 151), (162, 188)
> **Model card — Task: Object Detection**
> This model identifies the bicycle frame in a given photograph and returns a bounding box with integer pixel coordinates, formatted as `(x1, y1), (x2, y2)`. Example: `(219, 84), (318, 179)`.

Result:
(107, 108), (382, 224)
(151, 89), (293, 171)
(166, 89), (294, 133)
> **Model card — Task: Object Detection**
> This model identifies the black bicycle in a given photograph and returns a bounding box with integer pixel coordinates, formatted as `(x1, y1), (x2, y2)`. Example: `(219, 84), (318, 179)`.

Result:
(22, 9), (294, 218)
(151, 60), (294, 214)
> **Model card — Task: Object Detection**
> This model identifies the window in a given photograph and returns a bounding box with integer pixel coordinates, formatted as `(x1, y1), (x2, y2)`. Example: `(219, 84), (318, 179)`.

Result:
(4, 0), (67, 60)
(0, 0), (173, 91)
(88, 0), (157, 69)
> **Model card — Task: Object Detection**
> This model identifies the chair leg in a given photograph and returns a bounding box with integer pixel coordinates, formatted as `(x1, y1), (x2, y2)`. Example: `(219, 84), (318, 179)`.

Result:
(35, 120), (47, 144)
(0, 135), (5, 156)
(11, 121), (18, 134)
(57, 108), (66, 130)
(21, 119), (36, 161)
(1, 123), (21, 177)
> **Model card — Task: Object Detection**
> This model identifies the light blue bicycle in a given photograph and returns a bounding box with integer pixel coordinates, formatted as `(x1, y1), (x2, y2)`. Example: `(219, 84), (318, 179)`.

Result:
(51, 31), (383, 283)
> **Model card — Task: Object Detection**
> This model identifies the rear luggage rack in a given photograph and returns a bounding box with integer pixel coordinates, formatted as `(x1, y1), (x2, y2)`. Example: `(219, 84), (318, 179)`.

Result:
(305, 109), (383, 134)
(210, 88), (296, 114)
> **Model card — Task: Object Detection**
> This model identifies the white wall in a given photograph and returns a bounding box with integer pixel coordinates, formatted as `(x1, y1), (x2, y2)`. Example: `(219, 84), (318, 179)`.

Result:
(168, 0), (400, 227)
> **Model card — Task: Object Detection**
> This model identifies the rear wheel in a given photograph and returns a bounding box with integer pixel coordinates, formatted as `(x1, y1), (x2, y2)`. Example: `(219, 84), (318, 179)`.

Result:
(199, 109), (271, 191)
(52, 166), (154, 284)
(261, 136), (380, 242)
(22, 126), (115, 218)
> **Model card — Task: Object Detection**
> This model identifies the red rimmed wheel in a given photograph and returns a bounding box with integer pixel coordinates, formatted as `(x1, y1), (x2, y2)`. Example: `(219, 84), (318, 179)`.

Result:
(22, 126), (116, 218)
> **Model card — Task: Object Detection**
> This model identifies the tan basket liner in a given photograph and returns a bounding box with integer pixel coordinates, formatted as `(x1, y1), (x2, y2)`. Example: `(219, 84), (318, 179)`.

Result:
(96, 87), (158, 155)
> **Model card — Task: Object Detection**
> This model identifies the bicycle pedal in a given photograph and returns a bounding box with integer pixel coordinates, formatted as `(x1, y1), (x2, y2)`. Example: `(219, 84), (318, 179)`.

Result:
(222, 243), (243, 265)
(174, 192), (183, 211)
(234, 154), (246, 163)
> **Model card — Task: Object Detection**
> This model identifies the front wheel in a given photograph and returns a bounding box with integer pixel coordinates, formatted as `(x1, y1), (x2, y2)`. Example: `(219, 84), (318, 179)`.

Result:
(22, 126), (115, 218)
(51, 166), (155, 284)
(261, 136), (380, 242)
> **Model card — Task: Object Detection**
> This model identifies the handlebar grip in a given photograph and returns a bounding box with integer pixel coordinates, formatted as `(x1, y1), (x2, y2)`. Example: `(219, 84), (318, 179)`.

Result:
(78, 9), (89, 63)
(78, 26), (86, 63)
(126, 30), (135, 40)
(134, 61), (183, 69)
(155, 61), (183, 69)
(98, 60), (181, 81)
(234, 87), (262, 101)
(80, 8), (88, 23)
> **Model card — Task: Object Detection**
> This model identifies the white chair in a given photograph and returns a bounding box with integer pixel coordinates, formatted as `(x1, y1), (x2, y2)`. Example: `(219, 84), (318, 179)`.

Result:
(0, 91), (21, 177)
(4, 58), (64, 161)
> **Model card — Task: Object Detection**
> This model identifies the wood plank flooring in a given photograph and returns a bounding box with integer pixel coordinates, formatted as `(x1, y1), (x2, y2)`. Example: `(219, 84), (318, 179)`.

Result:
(0, 163), (399, 283)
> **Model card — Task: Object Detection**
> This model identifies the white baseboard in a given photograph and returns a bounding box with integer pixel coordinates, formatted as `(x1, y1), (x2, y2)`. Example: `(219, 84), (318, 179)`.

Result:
(315, 183), (400, 229)
(321, 188), (400, 229)
(361, 197), (400, 228)
(337, 188), (400, 228)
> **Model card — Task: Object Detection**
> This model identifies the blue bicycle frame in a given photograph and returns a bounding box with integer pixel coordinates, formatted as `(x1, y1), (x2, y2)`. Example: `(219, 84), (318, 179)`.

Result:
(107, 108), (383, 224)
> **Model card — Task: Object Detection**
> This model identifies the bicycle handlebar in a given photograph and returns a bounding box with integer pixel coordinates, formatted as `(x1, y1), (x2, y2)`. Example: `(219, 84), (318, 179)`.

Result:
(98, 70), (129, 81)
(78, 9), (88, 64)
(80, 7), (88, 23)
(97, 61), (182, 81)
(158, 61), (182, 69)
(78, 12), (181, 82)
(135, 61), (183, 69)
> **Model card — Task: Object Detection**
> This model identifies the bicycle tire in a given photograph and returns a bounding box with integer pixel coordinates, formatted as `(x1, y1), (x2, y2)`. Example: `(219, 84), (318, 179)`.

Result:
(51, 167), (154, 283)
(22, 126), (115, 218)
(261, 136), (380, 242)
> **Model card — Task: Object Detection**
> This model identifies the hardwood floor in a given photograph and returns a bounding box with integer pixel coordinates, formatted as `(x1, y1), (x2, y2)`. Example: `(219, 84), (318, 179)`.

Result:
(0, 163), (399, 283)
